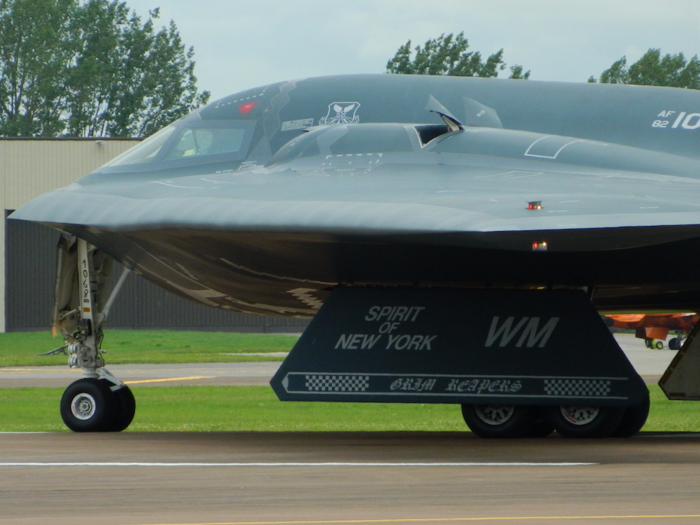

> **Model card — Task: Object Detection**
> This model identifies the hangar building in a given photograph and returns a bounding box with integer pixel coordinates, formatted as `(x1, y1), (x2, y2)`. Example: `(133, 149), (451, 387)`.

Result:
(1, 138), (308, 334)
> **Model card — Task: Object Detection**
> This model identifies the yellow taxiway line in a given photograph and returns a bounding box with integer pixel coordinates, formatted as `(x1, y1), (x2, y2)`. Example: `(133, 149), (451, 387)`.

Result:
(125, 376), (213, 385)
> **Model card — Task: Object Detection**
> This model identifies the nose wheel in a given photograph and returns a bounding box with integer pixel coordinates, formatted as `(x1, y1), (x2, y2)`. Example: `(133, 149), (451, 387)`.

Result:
(60, 378), (135, 432)
(110, 384), (136, 432)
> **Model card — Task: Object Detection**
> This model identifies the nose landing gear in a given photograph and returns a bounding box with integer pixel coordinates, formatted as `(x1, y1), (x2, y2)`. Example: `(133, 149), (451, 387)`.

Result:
(53, 236), (134, 432)
(60, 374), (135, 432)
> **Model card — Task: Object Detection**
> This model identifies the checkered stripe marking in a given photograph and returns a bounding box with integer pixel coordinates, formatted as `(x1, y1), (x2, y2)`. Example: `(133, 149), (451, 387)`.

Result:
(305, 374), (370, 392)
(544, 379), (611, 397)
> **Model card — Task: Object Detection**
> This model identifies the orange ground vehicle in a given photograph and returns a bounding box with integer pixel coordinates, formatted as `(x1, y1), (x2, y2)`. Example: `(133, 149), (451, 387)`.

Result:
(606, 313), (699, 350)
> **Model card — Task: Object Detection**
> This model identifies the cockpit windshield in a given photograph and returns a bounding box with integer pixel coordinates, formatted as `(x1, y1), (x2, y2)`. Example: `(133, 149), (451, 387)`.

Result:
(103, 117), (256, 171)
(104, 124), (178, 166)
(162, 127), (247, 161)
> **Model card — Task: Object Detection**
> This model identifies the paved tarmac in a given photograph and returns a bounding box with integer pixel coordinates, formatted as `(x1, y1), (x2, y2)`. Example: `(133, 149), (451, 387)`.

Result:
(0, 361), (283, 387)
(2, 431), (700, 525)
(0, 333), (678, 388)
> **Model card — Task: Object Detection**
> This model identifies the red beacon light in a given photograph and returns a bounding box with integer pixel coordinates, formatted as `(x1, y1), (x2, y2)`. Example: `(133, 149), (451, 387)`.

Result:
(532, 241), (548, 252)
(239, 101), (257, 115)
(527, 201), (542, 210)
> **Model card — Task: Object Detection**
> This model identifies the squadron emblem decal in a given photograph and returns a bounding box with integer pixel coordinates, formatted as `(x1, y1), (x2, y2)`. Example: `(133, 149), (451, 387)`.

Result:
(319, 102), (360, 125)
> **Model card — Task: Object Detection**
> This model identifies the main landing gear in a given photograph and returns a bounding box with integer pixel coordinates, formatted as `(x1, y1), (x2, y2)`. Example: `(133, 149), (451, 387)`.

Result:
(53, 235), (135, 432)
(460, 392), (650, 439)
(645, 336), (684, 350)
(668, 334), (686, 351)
(461, 405), (554, 438)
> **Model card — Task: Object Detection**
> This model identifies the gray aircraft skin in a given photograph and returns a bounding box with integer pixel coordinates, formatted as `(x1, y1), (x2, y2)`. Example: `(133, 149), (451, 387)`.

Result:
(11, 74), (700, 316)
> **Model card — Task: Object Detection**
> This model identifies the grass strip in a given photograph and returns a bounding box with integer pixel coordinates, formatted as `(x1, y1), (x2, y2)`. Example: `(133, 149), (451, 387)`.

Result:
(0, 330), (297, 366)
(0, 385), (697, 433)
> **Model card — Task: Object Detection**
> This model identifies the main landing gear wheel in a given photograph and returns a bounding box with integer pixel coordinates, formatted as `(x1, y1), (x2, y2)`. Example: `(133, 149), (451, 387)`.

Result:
(526, 413), (555, 438)
(610, 392), (650, 438)
(546, 405), (625, 438)
(669, 337), (683, 350)
(60, 378), (116, 432)
(461, 404), (546, 438)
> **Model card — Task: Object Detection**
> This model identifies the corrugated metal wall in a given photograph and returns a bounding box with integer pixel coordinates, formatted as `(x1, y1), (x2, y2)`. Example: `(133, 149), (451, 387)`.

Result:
(1, 139), (141, 331)
(1, 138), (138, 209)
(4, 214), (55, 331)
(5, 217), (310, 333)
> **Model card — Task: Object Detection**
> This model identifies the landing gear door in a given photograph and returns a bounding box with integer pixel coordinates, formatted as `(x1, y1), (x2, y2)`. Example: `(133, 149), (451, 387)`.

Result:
(271, 288), (647, 407)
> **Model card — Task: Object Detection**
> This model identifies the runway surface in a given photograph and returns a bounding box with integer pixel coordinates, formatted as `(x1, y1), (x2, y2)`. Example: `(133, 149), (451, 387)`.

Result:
(0, 333), (693, 524)
(0, 361), (283, 387)
(2, 431), (700, 525)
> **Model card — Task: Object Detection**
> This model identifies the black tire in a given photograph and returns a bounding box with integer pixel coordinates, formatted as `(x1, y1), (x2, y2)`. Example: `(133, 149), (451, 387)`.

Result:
(654, 340), (664, 350)
(525, 409), (555, 438)
(669, 337), (684, 350)
(546, 405), (625, 438)
(60, 378), (116, 432)
(108, 384), (136, 432)
(461, 404), (539, 438)
(610, 392), (650, 438)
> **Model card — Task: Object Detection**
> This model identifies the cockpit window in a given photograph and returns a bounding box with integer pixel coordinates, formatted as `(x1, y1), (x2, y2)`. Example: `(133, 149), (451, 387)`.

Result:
(163, 127), (247, 161)
(104, 124), (178, 166)
(103, 118), (255, 170)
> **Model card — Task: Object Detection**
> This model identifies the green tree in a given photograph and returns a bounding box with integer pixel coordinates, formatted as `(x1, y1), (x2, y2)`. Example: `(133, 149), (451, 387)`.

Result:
(0, 0), (209, 137)
(0, 0), (75, 136)
(386, 32), (530, 79)
(589, 48), (700, 89)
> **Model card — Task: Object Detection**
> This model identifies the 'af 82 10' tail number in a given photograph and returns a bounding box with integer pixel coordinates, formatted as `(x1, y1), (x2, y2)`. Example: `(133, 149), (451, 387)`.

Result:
(652, 111), (700, 130)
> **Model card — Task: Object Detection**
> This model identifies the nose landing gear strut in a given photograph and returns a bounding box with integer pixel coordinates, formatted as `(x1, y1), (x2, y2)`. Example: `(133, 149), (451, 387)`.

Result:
(54, 236), (135, 432)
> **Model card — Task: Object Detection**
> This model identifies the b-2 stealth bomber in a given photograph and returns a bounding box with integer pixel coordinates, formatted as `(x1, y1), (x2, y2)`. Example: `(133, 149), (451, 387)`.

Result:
(12, 74), (700, 438)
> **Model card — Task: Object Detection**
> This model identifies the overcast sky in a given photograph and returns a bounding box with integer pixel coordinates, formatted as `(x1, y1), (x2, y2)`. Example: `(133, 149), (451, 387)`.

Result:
(125, 0), (700, 102)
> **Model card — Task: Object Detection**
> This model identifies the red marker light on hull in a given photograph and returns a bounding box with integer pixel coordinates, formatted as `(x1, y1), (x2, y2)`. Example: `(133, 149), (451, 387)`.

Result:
(532, 241), (548, 251)
(239, 102), (257, 114)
